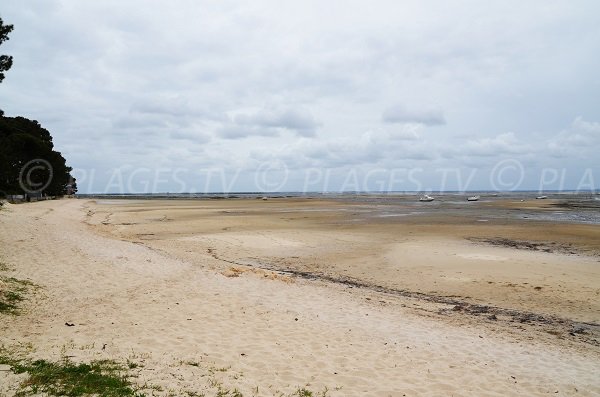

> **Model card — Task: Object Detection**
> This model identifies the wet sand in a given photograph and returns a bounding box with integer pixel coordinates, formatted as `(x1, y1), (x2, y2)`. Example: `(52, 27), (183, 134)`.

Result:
(1, 198), (599, 396)
(89, 197), (600, 324)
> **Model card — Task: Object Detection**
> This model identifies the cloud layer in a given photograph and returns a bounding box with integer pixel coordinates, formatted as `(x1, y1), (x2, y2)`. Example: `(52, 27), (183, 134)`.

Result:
(1, 1), (599, 192)
(382, 105), (445, 126)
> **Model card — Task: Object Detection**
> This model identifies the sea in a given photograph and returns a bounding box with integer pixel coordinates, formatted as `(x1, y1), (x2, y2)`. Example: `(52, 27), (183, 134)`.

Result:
(77, 191), (600, 225)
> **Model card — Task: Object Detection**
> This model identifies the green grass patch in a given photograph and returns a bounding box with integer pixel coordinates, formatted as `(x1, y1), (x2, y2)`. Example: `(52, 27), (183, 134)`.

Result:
(0, 355), (145, 397)
(0, 264), (36, 315)
(0, 344), (332, 397)
(215, 388), (243, 397)
(290, 388), (330, 397)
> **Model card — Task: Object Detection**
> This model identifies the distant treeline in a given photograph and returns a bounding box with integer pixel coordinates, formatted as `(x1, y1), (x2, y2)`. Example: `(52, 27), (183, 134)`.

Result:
(0, 115), (77, 197)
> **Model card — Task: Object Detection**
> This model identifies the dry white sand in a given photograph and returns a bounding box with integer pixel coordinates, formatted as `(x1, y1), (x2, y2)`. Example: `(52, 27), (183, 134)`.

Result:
(1, 199), (599, 396)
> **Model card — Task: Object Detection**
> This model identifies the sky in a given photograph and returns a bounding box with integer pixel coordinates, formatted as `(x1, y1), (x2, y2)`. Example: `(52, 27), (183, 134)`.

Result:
(1, 0), (600, 193)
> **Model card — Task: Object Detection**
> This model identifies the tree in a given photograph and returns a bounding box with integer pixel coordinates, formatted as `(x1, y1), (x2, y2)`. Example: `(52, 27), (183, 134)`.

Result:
(0, 17), (14, 83)
(0, 19), (77, 198)
(0, 116), (77, 197)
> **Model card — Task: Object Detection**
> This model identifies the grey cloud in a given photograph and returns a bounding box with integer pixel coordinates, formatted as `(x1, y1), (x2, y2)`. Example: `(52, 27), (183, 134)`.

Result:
(548, 117), (600, 157)
(556, 117), (600, 147)
(169, 130), (211, 143)
(245, 135), (376, 170)
(440, 132), (530, 159)
(113, 115), (170, 130)
(114, 98), (224, 131)
(234, 108), (320, 137)
(382, 105), (445, 126)
(130, 98), (224, 121)
(247, 130), (437, 171)
(2, 1), (599, 192)
(385, 125), (422, 141)
(216, 125), (279, 140)
(131, 101), (193, 117)
(464, 132), (529, 157)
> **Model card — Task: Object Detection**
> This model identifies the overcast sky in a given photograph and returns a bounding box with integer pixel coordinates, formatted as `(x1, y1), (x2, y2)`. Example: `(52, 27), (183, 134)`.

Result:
(2, 1), (599, 193)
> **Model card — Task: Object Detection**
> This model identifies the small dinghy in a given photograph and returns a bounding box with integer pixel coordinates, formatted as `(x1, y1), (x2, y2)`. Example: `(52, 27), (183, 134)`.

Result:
(467, 195), (480, 201)
(419, 195), (435, 202)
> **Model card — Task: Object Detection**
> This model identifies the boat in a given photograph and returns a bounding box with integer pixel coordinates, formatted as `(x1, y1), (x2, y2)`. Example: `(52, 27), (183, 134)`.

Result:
(536, 195), (548, 199)
(467, 195), (480, 201)
(419, 195), (435, 202)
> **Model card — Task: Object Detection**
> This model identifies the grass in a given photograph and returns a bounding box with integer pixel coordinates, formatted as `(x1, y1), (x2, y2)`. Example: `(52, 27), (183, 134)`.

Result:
(0, 351), (334, 397)
(0, 270), (36, 315)
(0, 331), (332, 397)
(0, 261), (38, 315)
(0, 354), (145, 397)
(0, 348), (332, 397)
(215, 388), (243, 397)
(0, 289), (23, 313)
(0, 260), (334, 397)
(290, 388), (329, 397)
(126, 360), (140, 369)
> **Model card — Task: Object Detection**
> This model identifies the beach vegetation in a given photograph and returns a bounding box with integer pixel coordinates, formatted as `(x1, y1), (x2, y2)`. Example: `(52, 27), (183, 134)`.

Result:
(126, 360), (140, 369)
(0, 355), (146, 397)
(0, 348), (334, 397)
(185, 392), (205, 397)
(215, 388), (243, 397)
(290, 388), (328, 397)
(0, 270), (36, 315)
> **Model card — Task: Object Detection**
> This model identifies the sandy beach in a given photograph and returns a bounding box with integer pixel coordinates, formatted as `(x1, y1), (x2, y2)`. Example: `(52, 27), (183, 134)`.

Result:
(1, 197), (599, 396)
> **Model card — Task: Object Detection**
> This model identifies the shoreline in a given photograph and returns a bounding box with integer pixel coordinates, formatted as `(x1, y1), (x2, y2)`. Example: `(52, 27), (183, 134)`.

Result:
(85, 197), (600, 323)
(1, 199), (599, 395)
